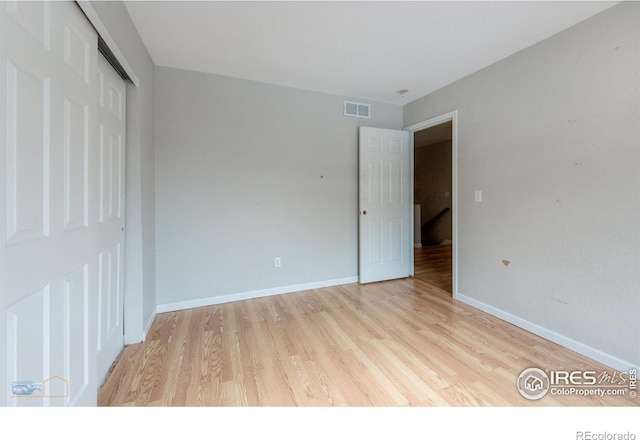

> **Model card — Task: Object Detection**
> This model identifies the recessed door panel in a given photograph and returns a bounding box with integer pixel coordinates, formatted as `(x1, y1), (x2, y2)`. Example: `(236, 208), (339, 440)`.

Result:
(388, 219), (403, 262)
(97, 244), (121, 352)
(368, 220), (382, 265)
(367, 161), (382, 206)
(368, 136), (382, 153)
(107, 245), (121, 333)
(63, 265), (89, 406)
(5, 59), (50, 243)
(389, 138), (402, 154)
(63, 23), (90, 84)
(6, 286), (49, 407)
(108, 134), (123, 220)
(108, 84), (123, 121)
(63, 96), (89, 231)
(6, 1), (51, 50)
(388, 161), (403, 206)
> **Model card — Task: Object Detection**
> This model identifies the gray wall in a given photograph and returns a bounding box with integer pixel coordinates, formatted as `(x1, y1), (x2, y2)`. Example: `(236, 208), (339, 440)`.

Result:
(155, 66), (402, 306)
(89, 1), (156, 343)
(404, 2), (640, 367)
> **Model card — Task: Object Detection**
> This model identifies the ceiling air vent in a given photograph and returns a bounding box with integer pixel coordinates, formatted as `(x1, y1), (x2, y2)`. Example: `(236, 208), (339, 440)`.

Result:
(344, 101), (370, 119)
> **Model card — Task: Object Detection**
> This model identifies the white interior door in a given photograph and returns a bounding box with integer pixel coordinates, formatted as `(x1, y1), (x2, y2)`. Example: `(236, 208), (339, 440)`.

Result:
(0, 1), (98, 406)
(96, 55), (126, 383)
(359, 127), (412, 284)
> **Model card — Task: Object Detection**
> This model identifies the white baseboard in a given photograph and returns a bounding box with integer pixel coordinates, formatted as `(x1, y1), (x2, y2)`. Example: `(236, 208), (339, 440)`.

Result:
(142, 308), (157, 340)
(456, 293), (637, 372)
(156, 276), (359, 314)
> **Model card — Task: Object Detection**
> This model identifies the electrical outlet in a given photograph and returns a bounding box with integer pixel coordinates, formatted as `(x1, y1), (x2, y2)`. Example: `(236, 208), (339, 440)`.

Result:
(274, 257), (281, 268)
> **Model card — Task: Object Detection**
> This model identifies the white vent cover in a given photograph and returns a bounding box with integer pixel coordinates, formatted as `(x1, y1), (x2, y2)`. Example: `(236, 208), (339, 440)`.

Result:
(344, 101), (370, 119)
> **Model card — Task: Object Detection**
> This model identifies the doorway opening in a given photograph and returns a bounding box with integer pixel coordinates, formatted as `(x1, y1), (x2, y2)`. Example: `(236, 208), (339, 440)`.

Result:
(406, 112), (457, 297)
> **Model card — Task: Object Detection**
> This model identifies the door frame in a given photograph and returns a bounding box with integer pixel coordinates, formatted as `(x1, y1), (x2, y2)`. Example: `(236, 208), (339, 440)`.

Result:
(405, 110), (459, 299)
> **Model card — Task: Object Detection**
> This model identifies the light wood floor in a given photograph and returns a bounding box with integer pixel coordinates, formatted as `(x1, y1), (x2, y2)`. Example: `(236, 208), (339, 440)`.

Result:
(414, 245), (452, 293)
(99, 278), (637, 407)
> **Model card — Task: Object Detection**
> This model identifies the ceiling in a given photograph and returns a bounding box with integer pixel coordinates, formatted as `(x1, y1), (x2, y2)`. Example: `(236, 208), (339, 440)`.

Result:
(124, 1), (618, 105)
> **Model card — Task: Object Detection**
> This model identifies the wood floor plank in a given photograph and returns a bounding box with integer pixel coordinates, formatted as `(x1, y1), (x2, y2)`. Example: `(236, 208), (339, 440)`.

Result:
(414, 245), (453, 292)
(99, 275), (638, 407)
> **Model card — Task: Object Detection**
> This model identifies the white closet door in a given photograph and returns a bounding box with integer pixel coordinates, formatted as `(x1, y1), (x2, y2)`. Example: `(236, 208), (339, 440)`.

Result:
(0, 1), (98, 406)
(96, 54), (126, 383)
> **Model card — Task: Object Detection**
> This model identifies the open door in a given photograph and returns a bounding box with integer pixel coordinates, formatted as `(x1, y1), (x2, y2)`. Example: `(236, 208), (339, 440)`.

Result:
(359, 127), (412, 284)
